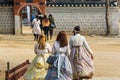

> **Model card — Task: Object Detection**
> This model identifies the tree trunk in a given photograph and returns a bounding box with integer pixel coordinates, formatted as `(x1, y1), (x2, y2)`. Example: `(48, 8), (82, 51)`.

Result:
(105, 0), (111, 35)
(118, 0), (120, 6)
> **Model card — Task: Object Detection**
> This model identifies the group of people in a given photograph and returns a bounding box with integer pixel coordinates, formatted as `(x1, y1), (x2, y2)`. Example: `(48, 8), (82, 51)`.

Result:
(32, 13), (56, 41)
(23, 26), (94, 80)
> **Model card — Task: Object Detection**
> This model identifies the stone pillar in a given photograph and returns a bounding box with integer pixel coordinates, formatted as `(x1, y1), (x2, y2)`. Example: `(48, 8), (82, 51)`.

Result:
(15, 15), (21, 35)
(27, 6), (31, 23)
(116, 0), (120, 34)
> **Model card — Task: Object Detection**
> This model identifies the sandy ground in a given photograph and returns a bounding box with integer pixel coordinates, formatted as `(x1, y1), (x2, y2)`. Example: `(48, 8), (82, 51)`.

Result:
(0, 27), (120, 80)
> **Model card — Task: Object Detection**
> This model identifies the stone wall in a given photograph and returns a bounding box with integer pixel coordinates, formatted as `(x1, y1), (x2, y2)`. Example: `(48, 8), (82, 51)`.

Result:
(0, 5), (14, 34)
(47, 7), (119, 35)
(0, 5), (119, 35)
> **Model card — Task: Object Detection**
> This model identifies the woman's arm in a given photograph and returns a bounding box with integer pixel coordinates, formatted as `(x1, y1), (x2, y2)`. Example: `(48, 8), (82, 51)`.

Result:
(46, 43), (52, 53)
(38, 20), (41, 25)
(83, 37), (94, 60)
(69, 36), (73, 49)
(34, 44), (38, 54)
(66, 44), (71, 56)
(32, 19), (36, 25)
(52, 43), (56, 54)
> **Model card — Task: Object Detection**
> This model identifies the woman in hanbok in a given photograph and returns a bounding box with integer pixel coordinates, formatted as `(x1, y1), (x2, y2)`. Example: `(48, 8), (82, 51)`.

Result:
(69, 26), (94, 80)
(45, 31), (73, 80)
(24, 34), (51, 80)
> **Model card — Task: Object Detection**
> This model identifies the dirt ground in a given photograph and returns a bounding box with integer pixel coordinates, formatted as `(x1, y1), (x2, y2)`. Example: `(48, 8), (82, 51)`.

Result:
(0, 27), (120, 79)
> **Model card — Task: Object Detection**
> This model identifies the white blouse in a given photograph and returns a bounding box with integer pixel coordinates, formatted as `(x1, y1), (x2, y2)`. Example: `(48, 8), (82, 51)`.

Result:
(52, 41), (70, 55)
(69, 34), (93, 54)
(34, 43), (52, 55)
(32, 18), (41, 34)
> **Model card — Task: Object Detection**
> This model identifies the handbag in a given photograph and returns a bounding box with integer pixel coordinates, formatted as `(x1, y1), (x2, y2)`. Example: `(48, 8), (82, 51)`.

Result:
(50, 23), (55, 28)
(47, 55), (57, 65)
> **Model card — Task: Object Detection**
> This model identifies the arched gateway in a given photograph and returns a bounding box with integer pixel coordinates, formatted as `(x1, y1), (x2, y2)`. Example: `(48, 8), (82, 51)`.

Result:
(14, 0), (46, 35)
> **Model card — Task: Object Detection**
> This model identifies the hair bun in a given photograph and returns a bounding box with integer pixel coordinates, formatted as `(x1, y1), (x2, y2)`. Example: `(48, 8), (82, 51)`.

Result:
(74, 26), (80, 32)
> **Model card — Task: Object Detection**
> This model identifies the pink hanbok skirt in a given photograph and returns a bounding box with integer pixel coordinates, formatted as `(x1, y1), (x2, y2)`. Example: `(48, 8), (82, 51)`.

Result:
(70, 46), (94, 79)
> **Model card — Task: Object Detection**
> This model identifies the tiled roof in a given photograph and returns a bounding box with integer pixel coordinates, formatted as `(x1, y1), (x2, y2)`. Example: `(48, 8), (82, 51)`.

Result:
(47, 1), (118, 7)
(0, 1), (13, 5)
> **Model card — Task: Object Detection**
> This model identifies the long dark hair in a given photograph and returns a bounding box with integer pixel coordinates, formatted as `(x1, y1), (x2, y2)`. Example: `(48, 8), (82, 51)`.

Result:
(56, 31), (68, 47)
(35, 15), (39, 21)
(73, 26), (80, 35)
(43, 15), (49, 23)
